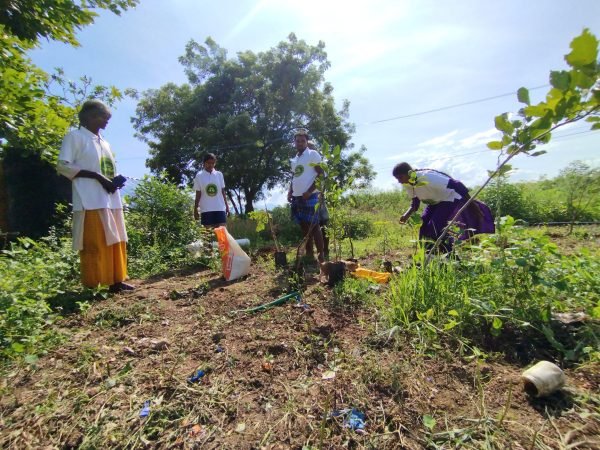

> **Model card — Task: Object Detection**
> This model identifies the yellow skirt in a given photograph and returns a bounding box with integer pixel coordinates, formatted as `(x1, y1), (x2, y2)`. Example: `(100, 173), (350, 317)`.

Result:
(80, 210), (128, 288)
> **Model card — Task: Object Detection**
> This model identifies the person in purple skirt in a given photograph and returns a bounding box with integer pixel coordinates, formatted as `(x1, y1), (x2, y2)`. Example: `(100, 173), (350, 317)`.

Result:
(393, 162), (495, 252)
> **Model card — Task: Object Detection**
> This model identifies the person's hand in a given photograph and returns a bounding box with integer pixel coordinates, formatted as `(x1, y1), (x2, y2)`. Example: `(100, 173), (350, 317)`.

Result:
(399, 214), (410, 224)
(287, 192), (293, 203)
(302, 191), (311, 201)
(193, 209), (200, 221)
(98, 175), (117, 194)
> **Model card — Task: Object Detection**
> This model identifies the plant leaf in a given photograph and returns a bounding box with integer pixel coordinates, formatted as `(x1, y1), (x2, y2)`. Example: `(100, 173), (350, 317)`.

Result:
(517, 87), (530, 105)
(565, 28), (599, 68)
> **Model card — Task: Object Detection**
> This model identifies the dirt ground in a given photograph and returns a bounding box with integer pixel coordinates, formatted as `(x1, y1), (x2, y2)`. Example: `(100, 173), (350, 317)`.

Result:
(0, 238), (599, 449)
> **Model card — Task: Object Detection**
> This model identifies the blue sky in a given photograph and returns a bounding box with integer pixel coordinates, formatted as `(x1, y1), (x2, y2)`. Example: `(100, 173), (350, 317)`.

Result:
(31, 0), (600, 204)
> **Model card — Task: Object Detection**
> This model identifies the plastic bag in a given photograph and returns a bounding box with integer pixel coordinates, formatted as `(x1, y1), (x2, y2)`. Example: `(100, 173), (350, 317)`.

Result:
(352, 267), (391, 284)
(214, 226), (251, 281)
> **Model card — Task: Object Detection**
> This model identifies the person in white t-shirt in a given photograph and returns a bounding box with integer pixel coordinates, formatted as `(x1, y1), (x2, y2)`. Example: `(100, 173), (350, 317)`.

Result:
(287, 129), (325, 263)
(393, 162), (495, 252)
(193, 153), (230, 228)
(56, 99), (133, 293)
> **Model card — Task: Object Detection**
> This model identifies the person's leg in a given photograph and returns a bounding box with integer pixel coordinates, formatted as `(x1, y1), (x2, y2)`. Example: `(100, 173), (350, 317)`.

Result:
(300, 221), (311, 249)
(80, 210), (106, 288)
(311, 223), (325, 263)
(422, 203), (456, 253)
(305, 234), (314, 257)
(81, 210), (132, 290)
(109, 241), (134, 292)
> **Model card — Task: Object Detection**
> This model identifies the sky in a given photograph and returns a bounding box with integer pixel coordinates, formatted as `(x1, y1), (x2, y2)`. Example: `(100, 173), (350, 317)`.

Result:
(30, 0), (600, 204)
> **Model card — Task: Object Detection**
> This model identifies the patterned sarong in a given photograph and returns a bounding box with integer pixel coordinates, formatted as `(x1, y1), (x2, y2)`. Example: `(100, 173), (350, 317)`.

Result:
(291, 193), (321, 224)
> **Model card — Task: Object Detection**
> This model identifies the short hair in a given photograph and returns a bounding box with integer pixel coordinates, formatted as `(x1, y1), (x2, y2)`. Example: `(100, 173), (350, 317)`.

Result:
(203, 153), (216, 163)
(392, 162), (413, 178)
(294, 128), (310, 140)
(78, 99), (110, 124)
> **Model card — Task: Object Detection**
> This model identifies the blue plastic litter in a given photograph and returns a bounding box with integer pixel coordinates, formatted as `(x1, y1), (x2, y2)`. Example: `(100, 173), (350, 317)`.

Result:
(295, 295), (311, 311)
(215, 345), (224, 353)
(332, 408), (366, 431)
(187, 369), (205, 384)
(139, 400), (151, 418)
(346, 409), (366, 430)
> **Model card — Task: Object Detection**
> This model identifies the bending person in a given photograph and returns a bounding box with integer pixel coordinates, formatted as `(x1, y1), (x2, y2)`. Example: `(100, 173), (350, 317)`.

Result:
(393, 162), (495, 252)
(57, 100), (133, 293)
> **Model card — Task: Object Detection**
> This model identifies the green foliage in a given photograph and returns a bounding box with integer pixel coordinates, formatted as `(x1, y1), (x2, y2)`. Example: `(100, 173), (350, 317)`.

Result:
(479, 163), (600, 224)
(487, 29), (599, 172)
(332, 276), (374, 308)
(0, 1), (137, 163)
(133, 34), (373, 212)
(341, 214), (373, 240)
(125, 174), (208, 277)
(0, 231), (84, 361)
(479, 177), (537, 222)
(0, 1), (138, 45)
(268, 205), (302, 245)
(383, 218), (600, 363)
(555, 161), (600, 232)
(316, 142), (346, 260)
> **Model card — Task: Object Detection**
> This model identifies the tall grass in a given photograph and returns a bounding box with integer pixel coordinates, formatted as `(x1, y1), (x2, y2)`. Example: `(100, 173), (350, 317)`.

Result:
(381, 219), (600, 363)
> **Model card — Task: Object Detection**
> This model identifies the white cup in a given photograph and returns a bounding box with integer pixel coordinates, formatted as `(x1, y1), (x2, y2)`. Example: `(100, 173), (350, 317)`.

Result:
(522, 361), (565, 397)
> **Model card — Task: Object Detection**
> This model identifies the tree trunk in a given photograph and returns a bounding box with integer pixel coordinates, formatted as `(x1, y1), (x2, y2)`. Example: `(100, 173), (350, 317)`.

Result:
(227, 191), (240, 215)
(235, 190), (244, 214)
(244, 188), (259, 213)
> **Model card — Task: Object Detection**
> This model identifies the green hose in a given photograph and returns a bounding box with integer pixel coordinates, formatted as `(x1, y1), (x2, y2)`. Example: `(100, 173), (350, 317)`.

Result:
(231, 291), (301, 314)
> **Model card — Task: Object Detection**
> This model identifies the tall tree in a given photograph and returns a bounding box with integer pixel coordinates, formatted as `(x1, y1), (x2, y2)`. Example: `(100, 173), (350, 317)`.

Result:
(0, 0), (138, 236)
(0, 0), (139, 161)
(133, 34), (375, 212)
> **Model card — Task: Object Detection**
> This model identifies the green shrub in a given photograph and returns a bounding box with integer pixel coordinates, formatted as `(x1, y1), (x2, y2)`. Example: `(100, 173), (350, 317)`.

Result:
(0, 234), (81, 361)
(125, 174), (209, 278)
(342, 214), (373, 240)
(382, 217), (600, 363)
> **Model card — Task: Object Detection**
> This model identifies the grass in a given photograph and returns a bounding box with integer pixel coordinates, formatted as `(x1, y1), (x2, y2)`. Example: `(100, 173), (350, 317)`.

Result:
(1, 217), (599, 448)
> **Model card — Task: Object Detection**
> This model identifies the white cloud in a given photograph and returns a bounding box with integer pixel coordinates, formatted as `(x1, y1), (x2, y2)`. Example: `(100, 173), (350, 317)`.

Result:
(457, 128), (499, 149)
(417, 130), (459, 148)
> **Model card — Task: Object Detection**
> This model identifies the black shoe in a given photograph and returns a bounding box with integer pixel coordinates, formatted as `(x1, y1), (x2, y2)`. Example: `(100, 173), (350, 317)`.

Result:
(109, 282), (135, 293)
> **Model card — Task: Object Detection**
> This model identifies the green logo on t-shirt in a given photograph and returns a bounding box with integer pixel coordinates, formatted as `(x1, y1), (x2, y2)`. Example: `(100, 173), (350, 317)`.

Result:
(206, 183), (218, 197)
(100, 156), (115, 178)
(294, 165), (304, 177)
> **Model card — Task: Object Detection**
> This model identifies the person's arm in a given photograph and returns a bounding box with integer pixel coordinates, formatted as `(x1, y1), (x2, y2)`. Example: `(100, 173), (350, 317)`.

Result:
(302, 159), (324, 200)
(194, 190), (201, 221)
(447, 178), (469, 199)
(399, 197), (420, 224)
(75, 170), (117, 193)
(217, 172), (229, 215)
(57, 134), (116, 193)
(57, 160), (116, 194)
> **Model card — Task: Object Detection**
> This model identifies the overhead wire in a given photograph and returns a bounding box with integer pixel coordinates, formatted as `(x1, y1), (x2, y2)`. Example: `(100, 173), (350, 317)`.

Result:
(368, 84), (550, 124)
(116, 83), (597, 162)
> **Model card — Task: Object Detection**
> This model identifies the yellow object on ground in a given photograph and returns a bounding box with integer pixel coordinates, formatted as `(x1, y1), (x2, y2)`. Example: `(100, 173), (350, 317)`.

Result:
(80, 210), (127, 287)
(352, 267), (391, 284)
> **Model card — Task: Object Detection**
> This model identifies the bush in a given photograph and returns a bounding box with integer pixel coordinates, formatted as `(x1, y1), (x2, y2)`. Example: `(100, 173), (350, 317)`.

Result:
(383, 217), (600, 363)
(342, 214), (373, 240)
(0, 233), (81, 361)
(268, 205), (302, 246)
(125, 174), (208, 278)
